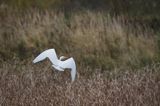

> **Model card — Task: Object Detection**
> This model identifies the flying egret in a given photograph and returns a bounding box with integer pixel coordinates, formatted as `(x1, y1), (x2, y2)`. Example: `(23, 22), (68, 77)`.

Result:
(33, 49), (76, 82)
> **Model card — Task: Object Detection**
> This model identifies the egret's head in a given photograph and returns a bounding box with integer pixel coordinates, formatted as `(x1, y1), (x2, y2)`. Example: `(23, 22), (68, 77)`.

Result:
(59, 56), (67, 60)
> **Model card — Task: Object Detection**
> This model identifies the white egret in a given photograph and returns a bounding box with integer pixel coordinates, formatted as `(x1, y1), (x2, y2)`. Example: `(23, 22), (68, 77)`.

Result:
(33, 49), (76, 82)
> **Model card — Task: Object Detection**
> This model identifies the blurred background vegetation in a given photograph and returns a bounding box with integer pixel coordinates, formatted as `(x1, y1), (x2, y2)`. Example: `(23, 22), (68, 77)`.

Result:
(0, 0), (160, 70)
(0, 0), (160, 39)
(1, 0), (160, 21)
(0, 0), (160, 33)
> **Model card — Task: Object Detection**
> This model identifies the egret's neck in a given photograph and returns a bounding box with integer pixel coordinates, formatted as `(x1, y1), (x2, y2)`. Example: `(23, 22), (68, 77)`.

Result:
(59, 57), (63, 61)
(59, 56), (66, 61)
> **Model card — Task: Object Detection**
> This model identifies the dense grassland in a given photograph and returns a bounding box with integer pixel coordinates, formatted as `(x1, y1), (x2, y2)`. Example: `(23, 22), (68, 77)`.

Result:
(0, 10), (158, 69)
(0, 2), (160, 105)
(0, 62), (160, 105)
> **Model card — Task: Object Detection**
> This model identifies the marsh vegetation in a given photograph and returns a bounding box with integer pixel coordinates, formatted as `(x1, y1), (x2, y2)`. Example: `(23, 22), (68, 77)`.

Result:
(0, 1), (160, 105)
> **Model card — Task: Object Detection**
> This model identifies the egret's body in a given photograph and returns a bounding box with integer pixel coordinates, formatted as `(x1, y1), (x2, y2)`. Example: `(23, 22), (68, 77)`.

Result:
(52, 64), (64, 71)
(33, 49), (76, 82)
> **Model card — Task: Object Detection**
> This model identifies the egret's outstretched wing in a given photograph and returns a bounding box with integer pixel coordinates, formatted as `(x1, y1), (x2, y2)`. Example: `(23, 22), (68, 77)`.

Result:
(33, 49), (58, 65)
(60, 58), (76, 82)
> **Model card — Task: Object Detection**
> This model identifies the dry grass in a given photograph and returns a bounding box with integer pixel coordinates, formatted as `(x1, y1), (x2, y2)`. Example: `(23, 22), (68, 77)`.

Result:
(0, 61), (160, 106)
(0, 10), (158, 69)
(0, 9), (160, 105)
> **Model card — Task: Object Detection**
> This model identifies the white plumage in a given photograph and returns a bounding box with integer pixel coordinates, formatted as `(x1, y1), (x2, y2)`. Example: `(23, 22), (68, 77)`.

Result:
(33, 49), (76, 82)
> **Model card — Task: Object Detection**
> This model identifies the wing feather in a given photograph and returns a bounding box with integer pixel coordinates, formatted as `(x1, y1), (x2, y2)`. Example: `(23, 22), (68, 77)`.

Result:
(33, 49), (58, 65)
(59, 57), (76, 82)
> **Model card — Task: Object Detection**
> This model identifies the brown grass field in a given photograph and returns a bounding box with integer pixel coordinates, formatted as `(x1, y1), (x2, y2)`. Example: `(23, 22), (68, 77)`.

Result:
(0, 61), (160, 105)
(0, 8), (160, 105)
